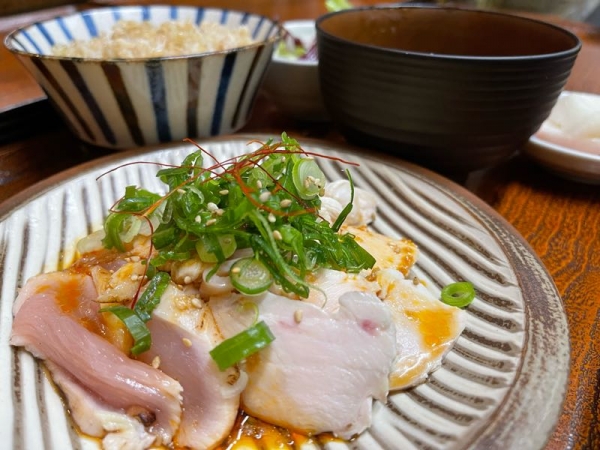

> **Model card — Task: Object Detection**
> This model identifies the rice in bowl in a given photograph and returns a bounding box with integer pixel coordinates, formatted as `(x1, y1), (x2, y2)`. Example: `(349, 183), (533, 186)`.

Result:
(51, 20), (256, 59)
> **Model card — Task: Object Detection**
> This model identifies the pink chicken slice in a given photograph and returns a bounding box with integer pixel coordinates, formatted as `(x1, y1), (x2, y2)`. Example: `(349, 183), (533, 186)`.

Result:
(210, 290), (397, 439)
(10, 271), (183, 446)
(139, 283), (246, 450)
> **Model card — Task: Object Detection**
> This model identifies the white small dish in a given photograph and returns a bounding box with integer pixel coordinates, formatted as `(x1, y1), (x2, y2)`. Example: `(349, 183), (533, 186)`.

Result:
(526, 91), (600, 184)
(262, 20), (328, 121)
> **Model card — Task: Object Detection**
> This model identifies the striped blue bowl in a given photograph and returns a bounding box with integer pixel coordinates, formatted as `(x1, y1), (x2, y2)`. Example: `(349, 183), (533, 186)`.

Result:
(4, 5), (283, 149)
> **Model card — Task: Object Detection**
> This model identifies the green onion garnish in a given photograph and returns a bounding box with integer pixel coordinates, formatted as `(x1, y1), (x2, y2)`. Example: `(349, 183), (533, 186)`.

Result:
(99, 305), (152, 356)
(325, 0), (353, 12)
(440, 281), (476, 308)
(196, 233), (237, 263)
(230, 257), (273, 295)
(100, 272), (170, 355)
(101, 133), (375, 299)
(210, 321), (275, 371)
(133, 272), (170, 320)
(292, 157), (325, 200)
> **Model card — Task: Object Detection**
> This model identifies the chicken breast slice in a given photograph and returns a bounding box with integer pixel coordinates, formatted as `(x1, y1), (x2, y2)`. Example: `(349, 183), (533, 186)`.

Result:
(304, 268), (380, 313)
(10, 271), (183, 445)
(210, 290), (397, 439)
(139, 283), (246, 450)
(376, 268), (468, 390)
(46, 360), (156, 450)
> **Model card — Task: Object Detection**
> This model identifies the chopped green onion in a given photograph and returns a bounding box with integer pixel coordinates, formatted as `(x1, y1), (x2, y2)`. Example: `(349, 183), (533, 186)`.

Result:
(292, 158), (326, 200)
(210, 320), (275, 371)
(276, 40), (306, 59)
(99, 305), (152, 355)
(100, 272), (170, 355)
(230, 257), (273, 295)
(332, 169), (354, 232)
(196, 233), (237, 263)
(118, 215), (142, 245)
(134, 272), (170, 321)
(325, 0), (353, 12)
(102, 133), (376, 300)
(440, 281), (476, 308)
(102, 213), (130, 252)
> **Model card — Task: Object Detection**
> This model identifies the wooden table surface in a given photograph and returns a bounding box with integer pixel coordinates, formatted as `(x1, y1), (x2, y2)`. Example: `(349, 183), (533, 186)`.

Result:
(1, 1), (599, 449)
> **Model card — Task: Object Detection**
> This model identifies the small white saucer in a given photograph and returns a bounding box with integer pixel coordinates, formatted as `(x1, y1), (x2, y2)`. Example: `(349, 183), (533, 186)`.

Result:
(526, 135), (600, 184)
(525, 91), (600, 184)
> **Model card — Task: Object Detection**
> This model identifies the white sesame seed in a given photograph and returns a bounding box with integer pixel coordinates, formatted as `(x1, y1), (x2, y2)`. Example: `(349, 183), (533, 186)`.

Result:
(152, 356), (161, 369)
(273, 230), (283, 240)
(130, 274), (139, 282)
(216, 209), (225, 216)
(304, 178), (311, 189)
(231, 267), (241, 274)
(191, 298), (203, 309)
(130, 256), (140, 262)
(206, 218), (217, 226)
(183, 276), (192, 284)
(294, 310), (303, 324)
(256, 180), (263, 189)
(195, 215), (202, 223)
(182, 338), (192, 347)
(219, 189), (229, 195)
(259, 191), (271, 202)
(177, 188), (185, 194)
(268, 213), (276, 223)
(280, 199), (292, 208)
(207, 202), (218, 212)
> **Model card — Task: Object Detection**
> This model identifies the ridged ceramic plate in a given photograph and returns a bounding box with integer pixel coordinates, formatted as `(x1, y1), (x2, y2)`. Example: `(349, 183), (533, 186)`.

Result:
(0, 136), (568, 450)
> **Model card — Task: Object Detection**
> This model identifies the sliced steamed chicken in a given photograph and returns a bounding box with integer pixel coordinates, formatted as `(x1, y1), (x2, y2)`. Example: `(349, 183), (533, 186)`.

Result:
(139, 283), (246, 450)
(10, 271), (183, 447)
(304, 268), (380, 313)
(321, 186), (466, 391)
(377, 268), (467, 389)
(349, 226), (466, 389)
(210, 290), (397, 439)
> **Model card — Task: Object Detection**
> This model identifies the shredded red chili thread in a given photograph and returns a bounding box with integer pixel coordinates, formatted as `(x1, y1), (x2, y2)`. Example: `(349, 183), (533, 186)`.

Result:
(99, 137), (361, 304)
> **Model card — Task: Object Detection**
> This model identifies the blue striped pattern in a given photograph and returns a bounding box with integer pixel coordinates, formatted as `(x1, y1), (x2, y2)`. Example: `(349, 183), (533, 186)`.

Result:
(220, 10), (229, 25)
(56, 17), (73, 41)
(211, 52), (237, 135)
(141, 6), (150, 21)
(5, 5), (282, 148)
(146, 61), (171, 143)
(251, 15), (265, 40)
(20, 29), (42, 54)
(111, 7), (121, 22)
(30, 57), (96, 142)
(34, 23), (54, 47)
(60, 60), (116, 145)
(195, 8), (205, 25)
(82, 13), (98, 37)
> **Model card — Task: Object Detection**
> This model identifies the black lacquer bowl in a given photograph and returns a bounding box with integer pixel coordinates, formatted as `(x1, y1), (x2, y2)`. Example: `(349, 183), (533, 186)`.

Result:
(316, 5), (581, 173)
